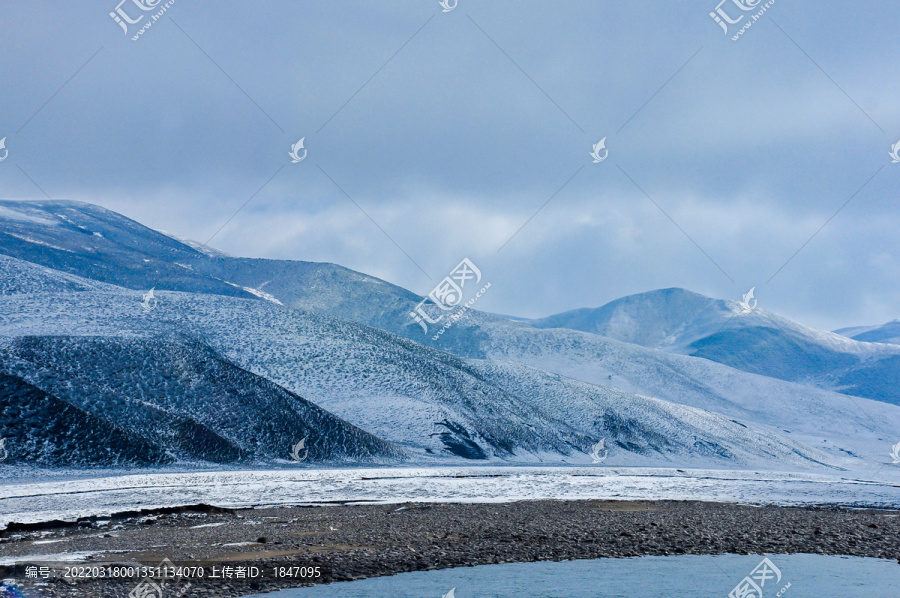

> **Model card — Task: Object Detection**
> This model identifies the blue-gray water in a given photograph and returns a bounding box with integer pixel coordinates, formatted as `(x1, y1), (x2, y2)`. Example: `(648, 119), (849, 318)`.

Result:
(244, 554), (900, 598)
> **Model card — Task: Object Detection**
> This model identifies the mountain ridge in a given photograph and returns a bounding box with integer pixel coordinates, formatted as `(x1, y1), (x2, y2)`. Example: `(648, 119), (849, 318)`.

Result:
(1, 200), (898, 469)
(525, 288), (900, 405)
(0, 256), (856, 469)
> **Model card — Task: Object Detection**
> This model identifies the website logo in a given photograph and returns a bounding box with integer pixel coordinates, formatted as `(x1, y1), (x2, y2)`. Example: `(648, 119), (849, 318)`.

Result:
(109, 0), (176, 41)
(738, 287), (757, 314)
(590, 438), (608, 463)
(140, 288), (157, 312)
(728, 557), (788, 598)
(410, 258), (491, 340)
(291, 438), (308, 462)
(710, 0), (776, 41)
(590, 137), (609, 163)
(889, 140), (900, 163)
(289, 137), (308, 163)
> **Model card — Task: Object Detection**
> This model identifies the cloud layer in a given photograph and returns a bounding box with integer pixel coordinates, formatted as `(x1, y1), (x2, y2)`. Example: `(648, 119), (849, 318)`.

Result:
(0, 0), (898, 330)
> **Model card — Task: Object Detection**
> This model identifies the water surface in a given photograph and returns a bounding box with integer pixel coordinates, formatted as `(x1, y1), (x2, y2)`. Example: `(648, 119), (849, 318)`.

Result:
(244, 554), (900, 598)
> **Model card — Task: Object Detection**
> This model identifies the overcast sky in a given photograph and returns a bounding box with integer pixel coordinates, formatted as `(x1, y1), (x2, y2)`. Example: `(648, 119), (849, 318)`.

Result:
(1, 0), (898, 330)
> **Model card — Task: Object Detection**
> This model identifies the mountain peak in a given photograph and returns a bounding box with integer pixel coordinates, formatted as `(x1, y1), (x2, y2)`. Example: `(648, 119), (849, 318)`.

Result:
(529, 287), (729, 348)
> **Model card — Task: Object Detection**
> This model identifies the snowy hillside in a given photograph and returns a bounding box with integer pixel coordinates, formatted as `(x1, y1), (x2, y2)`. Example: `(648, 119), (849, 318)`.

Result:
(530, 288), (724, 347)
(0, 372), (170, 467)
(0, 334), (402, 466)
(836, 320), (900, 345)
(1, 201), (898, 470)
(527, 288), (900, 405)
(0, 253), (111, 296)
(0, 265), (879, 470)
(4, 201), (895, 407)
(0, 200), (255, 299)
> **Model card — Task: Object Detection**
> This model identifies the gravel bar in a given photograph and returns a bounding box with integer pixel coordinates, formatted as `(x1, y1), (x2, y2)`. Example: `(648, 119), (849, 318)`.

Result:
(1, 500), (898, 597)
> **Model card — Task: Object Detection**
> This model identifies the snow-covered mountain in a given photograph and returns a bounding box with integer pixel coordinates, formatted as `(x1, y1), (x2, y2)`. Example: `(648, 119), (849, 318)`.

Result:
(0, 263), (844, 469)
(1, 200), (897, 470)
(530, 288), (723, 347)
(835, 320), (900, 345)
(0, 200), (255, 299)
(528, 288), (900, 405)
(0, 371), (169, 467)
(8, 200), (893, 404)
(0, 333), (402, 466)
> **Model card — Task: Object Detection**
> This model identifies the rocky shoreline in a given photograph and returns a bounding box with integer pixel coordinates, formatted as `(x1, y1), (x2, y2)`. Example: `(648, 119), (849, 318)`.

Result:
(1, 500), (898, 597)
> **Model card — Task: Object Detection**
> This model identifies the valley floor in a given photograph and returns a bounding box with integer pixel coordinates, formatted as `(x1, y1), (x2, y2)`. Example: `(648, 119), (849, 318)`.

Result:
(1, 500), (899, 597)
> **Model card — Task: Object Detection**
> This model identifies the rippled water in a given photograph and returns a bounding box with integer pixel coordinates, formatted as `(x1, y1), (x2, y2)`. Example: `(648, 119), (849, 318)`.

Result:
(243, 554), (900, 598)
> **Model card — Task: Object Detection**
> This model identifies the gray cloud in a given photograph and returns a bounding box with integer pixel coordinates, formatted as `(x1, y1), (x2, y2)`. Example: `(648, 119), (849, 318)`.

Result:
(1, 0), (898, 331)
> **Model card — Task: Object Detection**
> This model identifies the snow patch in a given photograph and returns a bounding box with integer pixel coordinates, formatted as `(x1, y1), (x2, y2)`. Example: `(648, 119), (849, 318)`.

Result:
(0, 206), (58, 225)
(242, 286), (283, 306)
(0, 551), (99, 566)
(5, 233), (73, 253)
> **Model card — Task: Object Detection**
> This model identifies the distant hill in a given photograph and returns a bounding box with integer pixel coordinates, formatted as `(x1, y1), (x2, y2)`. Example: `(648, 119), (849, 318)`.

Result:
(528, 288), (900, 405)
(0, 200), (255, 299)
(835, 320), (900, 345)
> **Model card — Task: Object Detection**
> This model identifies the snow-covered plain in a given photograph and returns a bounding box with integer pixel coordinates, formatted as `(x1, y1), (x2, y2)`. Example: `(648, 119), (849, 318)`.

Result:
(2, 467), (899, 529)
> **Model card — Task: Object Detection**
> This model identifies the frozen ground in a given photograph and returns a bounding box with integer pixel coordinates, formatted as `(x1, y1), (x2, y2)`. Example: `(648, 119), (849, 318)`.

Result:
(2, 466), (899, 529)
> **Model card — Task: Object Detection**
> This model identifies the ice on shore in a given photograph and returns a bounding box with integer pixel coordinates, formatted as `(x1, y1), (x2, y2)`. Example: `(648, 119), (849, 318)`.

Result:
(2, 466), (898, 529)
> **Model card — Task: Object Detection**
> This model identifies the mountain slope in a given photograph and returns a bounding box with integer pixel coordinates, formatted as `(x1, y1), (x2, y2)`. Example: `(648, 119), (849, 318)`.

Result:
(0, 200), (256, 299)
(527, 288), (900, 405)
(0, 263), (874, 469)
(1, 202), (898, 468)
(0, 332), (403, 466)
(0, 372), (171, 467)
(0, 253), (112, 296)
(530, 288), (722, 348)
(835, 320), (900, 345)
(5, 200), (894, 407)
